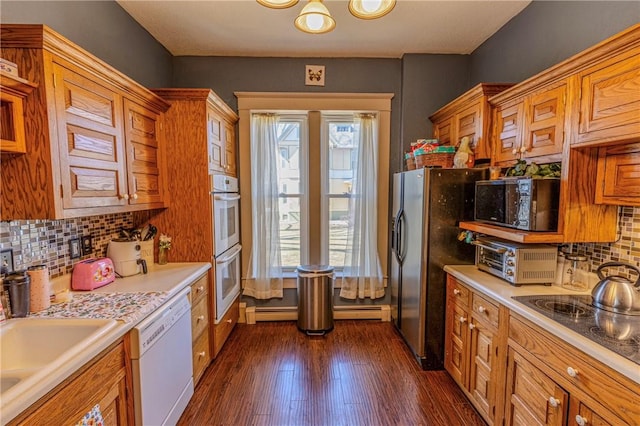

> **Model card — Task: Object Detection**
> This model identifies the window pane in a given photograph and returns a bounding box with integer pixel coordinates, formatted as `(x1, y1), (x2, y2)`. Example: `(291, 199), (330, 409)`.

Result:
(328, 197), (351, 268)
(326, 119), (358, 269)
(276, 120), (303, 268)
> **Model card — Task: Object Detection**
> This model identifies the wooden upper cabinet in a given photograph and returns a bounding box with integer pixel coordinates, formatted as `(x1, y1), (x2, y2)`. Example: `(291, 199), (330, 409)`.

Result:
(208, 109), (225, 174)
(492, 82), (566, 166)
(572, 45), (640, 147)
(595, 142), (640, 206)
(430, 83), (513, 161)
(206, 95), (238, 177)
(0, 24), (169, 219)
(0, 72), (36, 154)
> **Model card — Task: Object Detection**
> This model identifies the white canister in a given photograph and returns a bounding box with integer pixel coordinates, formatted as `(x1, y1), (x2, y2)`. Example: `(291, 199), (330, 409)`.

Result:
(27, 265), (51, 312)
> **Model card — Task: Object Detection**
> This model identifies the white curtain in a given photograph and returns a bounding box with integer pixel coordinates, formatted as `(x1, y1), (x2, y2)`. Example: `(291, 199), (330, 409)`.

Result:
(243, 113), (284, 299)
(340, 114), (384, 300)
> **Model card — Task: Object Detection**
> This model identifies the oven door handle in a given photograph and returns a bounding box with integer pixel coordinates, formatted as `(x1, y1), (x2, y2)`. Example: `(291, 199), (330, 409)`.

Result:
(216, 244), (242, 264)
(471, 241), (507, 254)
(212, 194), (241, 202)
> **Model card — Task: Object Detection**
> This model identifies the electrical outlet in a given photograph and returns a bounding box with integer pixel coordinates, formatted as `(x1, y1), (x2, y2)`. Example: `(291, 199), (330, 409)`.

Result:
(69, 238), (81, 259)
(81, 235), (93, 255)
(1, 249), (15, 273)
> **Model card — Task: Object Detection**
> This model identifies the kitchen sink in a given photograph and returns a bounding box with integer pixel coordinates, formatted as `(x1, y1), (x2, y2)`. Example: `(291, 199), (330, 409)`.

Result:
(0, 318), (118, 395)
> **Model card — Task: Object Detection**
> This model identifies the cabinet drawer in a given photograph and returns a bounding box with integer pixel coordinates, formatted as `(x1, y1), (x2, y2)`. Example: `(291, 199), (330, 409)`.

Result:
(191, 297), (209, 341)
(190, 274), (208, 306)
(472, 293), (499, 329)
(447, 276), (470, 307)
(509, 314), (640, 425)
(192, 330), (210, 385)
(213, 297), (239, 357)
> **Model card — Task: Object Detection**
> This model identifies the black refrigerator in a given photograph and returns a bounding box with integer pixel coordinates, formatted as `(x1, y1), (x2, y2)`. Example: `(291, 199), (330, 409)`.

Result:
(390, 167), (487, 369)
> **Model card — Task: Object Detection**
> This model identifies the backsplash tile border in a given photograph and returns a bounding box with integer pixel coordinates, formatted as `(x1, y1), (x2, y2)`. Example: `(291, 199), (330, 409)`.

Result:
(1, 207), (638, 280)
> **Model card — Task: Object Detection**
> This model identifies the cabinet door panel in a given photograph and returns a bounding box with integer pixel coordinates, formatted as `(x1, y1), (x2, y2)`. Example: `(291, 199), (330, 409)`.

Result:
(456, 103), (487, 157)
(493, 103), (523, 164)
(444, 300), (468, 387)
(53, 64), (127, 210)
(595, 143), (640, 205)
(208, 110), (225, 174)
(469, 319), (496, 422)
(433, 117), (453, 146)
(124, 98), (164, 206)
(575, 49), (640, 145)
(506, 348), (567, 426)
(523, 85), (565, 160)
(225, 122), (237, 176)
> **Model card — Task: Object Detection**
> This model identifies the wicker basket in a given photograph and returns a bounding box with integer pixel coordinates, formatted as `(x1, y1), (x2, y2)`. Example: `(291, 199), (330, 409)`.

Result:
(406, 157), (416, 170)
(414, 152), (454, 169)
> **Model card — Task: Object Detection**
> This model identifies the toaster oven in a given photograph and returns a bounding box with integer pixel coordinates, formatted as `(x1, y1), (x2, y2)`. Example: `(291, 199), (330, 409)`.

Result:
(473, 237), (557, 285)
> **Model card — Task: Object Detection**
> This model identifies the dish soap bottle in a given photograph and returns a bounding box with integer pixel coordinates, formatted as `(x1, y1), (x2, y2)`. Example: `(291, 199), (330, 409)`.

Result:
(453, 136), (475, 168)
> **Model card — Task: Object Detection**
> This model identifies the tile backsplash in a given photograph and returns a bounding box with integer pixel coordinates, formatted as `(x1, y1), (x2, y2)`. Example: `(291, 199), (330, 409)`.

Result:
(0, 213), (135, 278)
(1, 207), (638, 280)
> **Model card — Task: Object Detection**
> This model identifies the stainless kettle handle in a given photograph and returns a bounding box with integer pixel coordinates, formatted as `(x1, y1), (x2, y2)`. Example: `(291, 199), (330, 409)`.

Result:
(596, 262), (640, 287)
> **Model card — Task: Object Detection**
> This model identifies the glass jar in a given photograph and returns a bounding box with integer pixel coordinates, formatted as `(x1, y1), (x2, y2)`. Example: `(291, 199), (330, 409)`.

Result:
(562, 254), (589, 291)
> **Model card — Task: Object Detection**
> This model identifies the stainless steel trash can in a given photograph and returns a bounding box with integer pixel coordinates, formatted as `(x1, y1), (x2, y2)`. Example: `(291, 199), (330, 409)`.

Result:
(297, 265), (334, 335)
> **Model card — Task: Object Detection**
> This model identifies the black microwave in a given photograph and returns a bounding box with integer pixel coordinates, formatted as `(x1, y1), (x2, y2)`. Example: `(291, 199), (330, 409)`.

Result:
(474, 178), (560, 231)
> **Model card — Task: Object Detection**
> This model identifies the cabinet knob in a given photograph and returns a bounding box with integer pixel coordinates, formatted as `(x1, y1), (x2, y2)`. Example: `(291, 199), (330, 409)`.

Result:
(122, 194), (130, 200)
(520, 146), (527, 154)
(575, 415), (587, 426)
(132, 193), (139, 200)
(226, 319), (233, 324)
(548, 396), (560, 408)
(478, 306), (486, 313)
(453, 289), (461, 296)
(198, 351), (206, 358)
(197, 286), (204, 293)
(468, 323), (476, 330)
(567, 366), (579, 378)
(459, 316), (467, 323)
(512, 148), (518, 155)
(198, 315), (205, 322)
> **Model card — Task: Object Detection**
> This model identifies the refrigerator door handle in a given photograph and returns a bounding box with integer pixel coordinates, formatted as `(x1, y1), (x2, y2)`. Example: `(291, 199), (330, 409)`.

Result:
(396, 210), (406, 264)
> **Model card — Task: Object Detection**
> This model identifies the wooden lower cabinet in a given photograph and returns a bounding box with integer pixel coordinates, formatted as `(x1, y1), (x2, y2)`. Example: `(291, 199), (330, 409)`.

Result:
(189, 273), (211, 386)
(507, 314), (640, 426)
(444, 276), (506, 425)
(9, 340), (132, 426)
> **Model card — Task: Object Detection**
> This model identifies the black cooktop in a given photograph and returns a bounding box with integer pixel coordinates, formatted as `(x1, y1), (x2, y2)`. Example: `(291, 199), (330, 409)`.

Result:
(512, 294), (640, 365)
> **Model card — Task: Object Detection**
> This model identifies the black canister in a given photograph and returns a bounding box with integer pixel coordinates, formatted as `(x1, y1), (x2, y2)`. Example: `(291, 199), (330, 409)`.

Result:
(3, 270), (31, 317)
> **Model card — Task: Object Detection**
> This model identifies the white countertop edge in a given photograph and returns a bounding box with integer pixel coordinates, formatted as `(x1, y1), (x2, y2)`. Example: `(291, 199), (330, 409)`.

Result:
(2, 262), (212, 425)
(444, 264), (640, 385)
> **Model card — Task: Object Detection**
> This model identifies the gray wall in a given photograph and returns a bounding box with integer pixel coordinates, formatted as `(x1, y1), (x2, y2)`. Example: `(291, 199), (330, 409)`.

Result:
(469, 1), (640, 85)
(0, 1), (172, 88)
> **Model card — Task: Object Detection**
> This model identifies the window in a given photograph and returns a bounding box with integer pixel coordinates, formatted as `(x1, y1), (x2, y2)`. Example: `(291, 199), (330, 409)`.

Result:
(236, 92), (392, 287)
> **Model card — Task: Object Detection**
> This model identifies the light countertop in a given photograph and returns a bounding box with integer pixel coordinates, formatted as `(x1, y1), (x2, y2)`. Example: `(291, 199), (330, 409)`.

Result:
(1, 262), (211, 425)
(444, 264), (640, 385)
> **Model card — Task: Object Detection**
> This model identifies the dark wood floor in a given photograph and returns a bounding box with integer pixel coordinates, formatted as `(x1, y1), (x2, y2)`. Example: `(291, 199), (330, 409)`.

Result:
(179, 320), (486, 426)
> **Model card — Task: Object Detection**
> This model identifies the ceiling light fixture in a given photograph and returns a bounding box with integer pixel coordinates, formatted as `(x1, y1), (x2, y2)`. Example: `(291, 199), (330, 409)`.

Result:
(257, 0), (396, 35)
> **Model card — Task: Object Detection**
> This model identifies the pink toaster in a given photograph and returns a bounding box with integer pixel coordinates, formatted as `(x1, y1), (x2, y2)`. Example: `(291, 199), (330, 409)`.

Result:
(71, 258), (115, 291)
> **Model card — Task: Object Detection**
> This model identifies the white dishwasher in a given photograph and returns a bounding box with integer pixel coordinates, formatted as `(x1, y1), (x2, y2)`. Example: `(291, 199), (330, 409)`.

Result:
(130, 287), (194, 426)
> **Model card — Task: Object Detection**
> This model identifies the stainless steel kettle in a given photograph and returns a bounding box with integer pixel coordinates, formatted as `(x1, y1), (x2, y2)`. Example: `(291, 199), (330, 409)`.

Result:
(591, 262), (640, 315)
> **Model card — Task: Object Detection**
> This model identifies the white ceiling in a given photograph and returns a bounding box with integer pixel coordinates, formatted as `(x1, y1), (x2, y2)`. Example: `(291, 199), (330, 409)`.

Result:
(116, 0), (531, 58)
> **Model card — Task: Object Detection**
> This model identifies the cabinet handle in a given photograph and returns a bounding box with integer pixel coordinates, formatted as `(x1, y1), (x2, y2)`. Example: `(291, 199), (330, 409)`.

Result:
(198, 351), (206, 358)
(198, 315), (205, 322)
(453, 289), (461, 296)
(575, 415), (587, 426)
(197, 286), (204, 293)
(121, 194), (130, 200)
(520, 146), (527, 154)
(226, 319), (233, 324)
(567, 367), (579, 378)
(548, 396), (560, 408)
(512, 148), (518, 155)
(469, 323), (476, 330)
(478, 305), (486, 313)
(132, 193), (139, 200)
(459, 316), (467, 323)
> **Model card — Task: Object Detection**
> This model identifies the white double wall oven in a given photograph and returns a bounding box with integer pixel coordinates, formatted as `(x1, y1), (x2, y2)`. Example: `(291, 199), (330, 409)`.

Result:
(211, 174), (241, 323)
